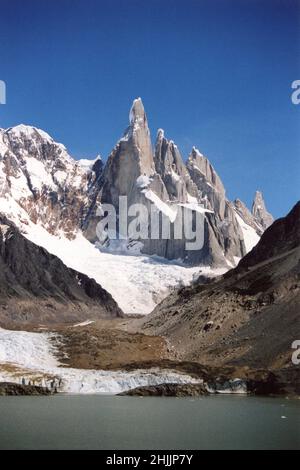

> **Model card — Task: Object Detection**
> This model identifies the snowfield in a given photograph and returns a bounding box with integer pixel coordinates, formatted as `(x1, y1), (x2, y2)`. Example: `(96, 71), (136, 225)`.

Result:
(0, 328), (58, 369)
(26, 229), (225, 315)
(234, 212), (260, 253)
(0, 195), (225, 314)
(0, 328), (201, 394)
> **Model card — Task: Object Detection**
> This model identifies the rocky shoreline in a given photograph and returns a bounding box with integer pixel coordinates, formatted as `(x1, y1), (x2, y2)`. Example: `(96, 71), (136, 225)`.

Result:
(119, 368), (300, 397)
(118, 383), (208, 397)
(0, 382), (56, 396)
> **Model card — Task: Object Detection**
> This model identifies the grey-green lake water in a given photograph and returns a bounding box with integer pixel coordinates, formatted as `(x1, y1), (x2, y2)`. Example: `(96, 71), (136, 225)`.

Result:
(0, 395), (299, 450)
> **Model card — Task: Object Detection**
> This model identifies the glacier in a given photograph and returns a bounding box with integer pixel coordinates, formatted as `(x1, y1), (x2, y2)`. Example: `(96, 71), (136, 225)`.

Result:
(0, 328), (201, 394)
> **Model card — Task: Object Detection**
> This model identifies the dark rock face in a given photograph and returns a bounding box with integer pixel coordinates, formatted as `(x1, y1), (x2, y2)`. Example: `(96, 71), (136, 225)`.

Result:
(0, 217), (123, 324)
(0, 382), (53, 396)
(118, 382), (208, 397)
(134, 201), (300, 374)
(238, 201), (300, 269)
(118, 373), (296, 397)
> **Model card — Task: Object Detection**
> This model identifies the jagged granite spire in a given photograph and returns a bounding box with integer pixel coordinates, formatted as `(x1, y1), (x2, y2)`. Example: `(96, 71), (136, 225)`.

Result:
(126, 97), (153, 175)
(233, 198), (263, 235)
(252, 191), (274, 230)
(186, 146), (249, 263)
(154, 129), (199, 203)
(100, 98), (155, 209)
(187, 147), (225, 194)
(129, 97), (147, 125)
(0, 101), (275, 271)
(187, 147), (226, 217)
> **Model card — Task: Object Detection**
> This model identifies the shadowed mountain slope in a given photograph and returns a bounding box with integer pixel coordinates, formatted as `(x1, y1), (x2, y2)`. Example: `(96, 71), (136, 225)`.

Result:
(0, 216), (123, 325)
(133, 202), (300, 372)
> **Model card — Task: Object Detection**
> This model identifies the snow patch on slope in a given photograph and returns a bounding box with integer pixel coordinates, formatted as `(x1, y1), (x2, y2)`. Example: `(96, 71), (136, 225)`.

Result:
(136, 174), (152, 189)
(235, 212), (260, 252)
(24, 157), (56, 190)
(178, 202), (214, 215)
(142, 189), (178, 222)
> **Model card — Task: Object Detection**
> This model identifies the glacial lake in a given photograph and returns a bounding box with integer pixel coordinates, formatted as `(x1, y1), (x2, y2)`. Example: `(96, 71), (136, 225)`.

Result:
(0, 395), (299, 450)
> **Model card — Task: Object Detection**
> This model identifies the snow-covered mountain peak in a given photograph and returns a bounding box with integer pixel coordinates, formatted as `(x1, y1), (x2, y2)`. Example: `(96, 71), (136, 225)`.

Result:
(129, 97), (146, 124)
(6, 124), (53, 142)
(190, 146), (204, 158)
(0, 125), (104, 239)
(0, 124), (73, 168)
(157, 128), (165, 139)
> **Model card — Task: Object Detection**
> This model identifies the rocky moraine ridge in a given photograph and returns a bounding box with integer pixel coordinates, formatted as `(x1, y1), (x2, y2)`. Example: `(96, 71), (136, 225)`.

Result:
(131, 201), (300, 396)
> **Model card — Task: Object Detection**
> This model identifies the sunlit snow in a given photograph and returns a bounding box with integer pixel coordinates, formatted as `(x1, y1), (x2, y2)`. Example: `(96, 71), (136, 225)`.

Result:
(0, 192), (226, 314)
(235, 212), (260, 253)
(0, 328), (200, 394)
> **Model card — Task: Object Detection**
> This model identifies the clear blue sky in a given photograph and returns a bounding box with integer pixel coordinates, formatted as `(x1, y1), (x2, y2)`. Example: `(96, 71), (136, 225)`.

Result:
(0, 0), (299, 218)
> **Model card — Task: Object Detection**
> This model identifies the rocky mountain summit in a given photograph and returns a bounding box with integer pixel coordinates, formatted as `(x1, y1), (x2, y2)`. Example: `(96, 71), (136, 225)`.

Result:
(252, 190), (274, 230)
(0, 125), (103, 239)
(0, 98), (273, 269)
(233, 198), (262, 234)
(83, 98), (272, 266)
